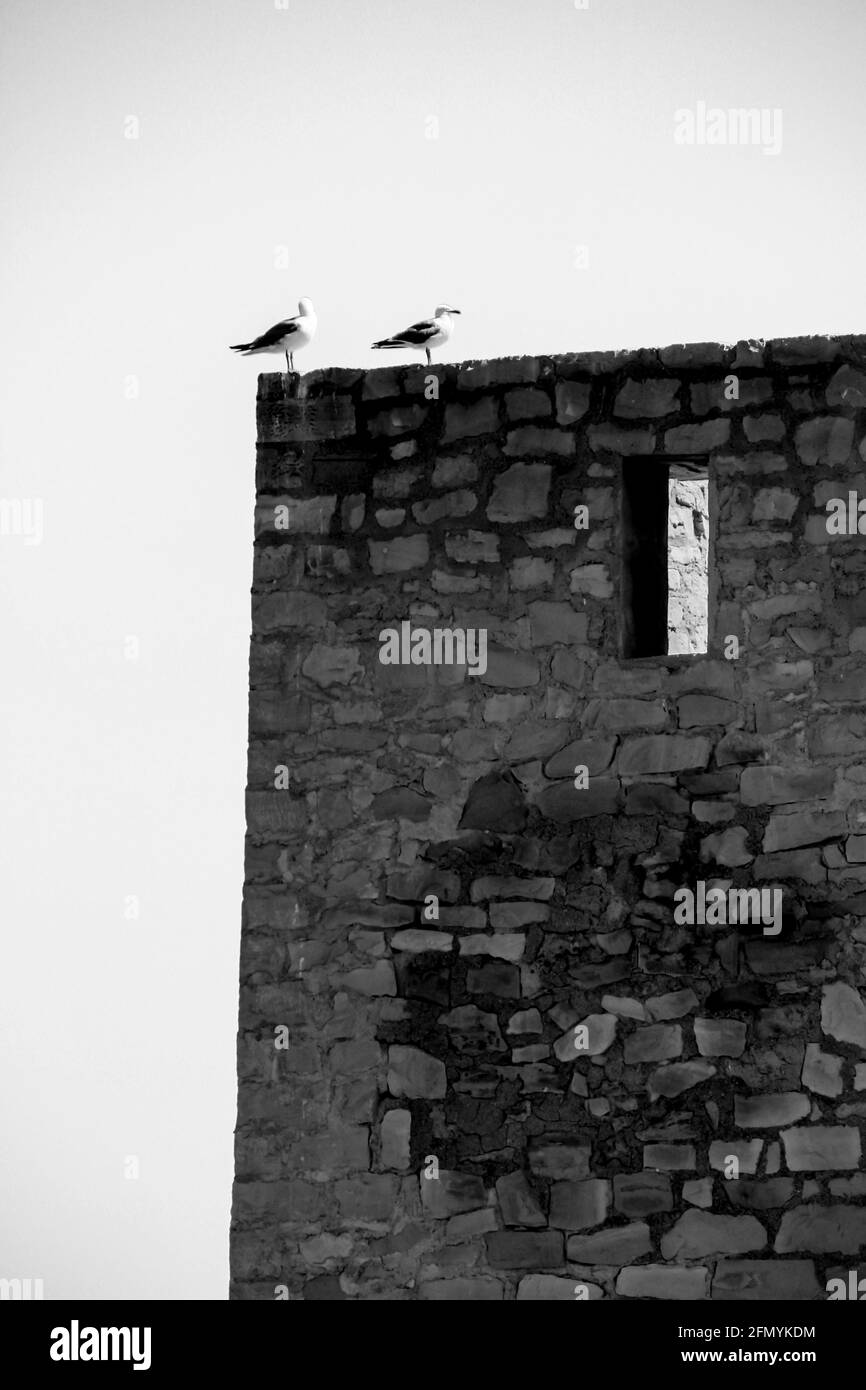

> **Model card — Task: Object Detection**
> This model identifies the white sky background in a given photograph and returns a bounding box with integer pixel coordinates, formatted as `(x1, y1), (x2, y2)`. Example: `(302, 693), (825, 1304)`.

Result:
(1, 0), (864, 1300)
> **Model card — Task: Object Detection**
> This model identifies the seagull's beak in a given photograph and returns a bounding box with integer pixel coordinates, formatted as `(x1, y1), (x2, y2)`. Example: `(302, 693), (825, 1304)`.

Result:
(450, 308), (461, 315)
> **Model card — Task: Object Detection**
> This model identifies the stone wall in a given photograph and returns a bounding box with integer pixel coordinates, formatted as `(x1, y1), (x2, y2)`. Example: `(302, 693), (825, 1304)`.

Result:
(231, 335), (866, 1301)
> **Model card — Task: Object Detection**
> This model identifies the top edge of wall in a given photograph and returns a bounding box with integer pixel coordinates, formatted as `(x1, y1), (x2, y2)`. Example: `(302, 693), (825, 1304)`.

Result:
(257, 334), (866, 400)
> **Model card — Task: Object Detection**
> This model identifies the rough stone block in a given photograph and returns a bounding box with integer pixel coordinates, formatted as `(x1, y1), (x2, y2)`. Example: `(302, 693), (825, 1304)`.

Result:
(526, 600), (588, 646)
(780, 1125), (861, 1171)
(715, 731), (766, 767)
(438, 1005), (506, 1049)
(336, 1173), (399, 1222)
(528, 1144), (590, 1181)
(445, 1209), (498, 1242)
(826, 364), (866, 408)
(553, 1013), (617, 1060)
(368, 404), (427, 438)
(677, 695), (737, 728)
(726, 1179), (794, 1209)
(544, 738), (617, 778)
(371, 787), (433, 821)
(471, 875), (555, 902)
(795, 414), (855, 465)
(740, 765), (835, 806)
(420, 1169), (487, 1217)
(645, 989), (699, 1021)
(821, 981), (866, 1049)
(466, 959), (521, 998)
(613, 1174), (673, 1216)
(419, 1277), (504, 1300)
(379, 1110), (411, 1171)
(536, 780), (621, 822)
(431, 453), (479, 487)
(457, 357), (540, 389)
(683, 1178), (714, 1208)
(479, 647), (540, 687)
(775, 1205), (866, 1254)
(752, 848), (826, 885)
(368, 535), (430, 574)
(694, 1018), (747, 1058)
(505, 387), (552, 420)
(549, 1179), (610, 1231)
(494, 1171), (547, 1227)
(712, 1260), (820, 1300)
(517, 1274), (601, 1300)
(660, 342), (730, 368)
(442, 398), (500, 442)
(340, 961), (397, 996)
(387, 1045), (446, 1099)
(504, 426), (574, 457)
(569, 563), (613, 598)
(618, 735), (711, 775)
(412, 490), (477, 525)
(762, 808), (846, 853)
(614, 377), (680, 418)
(734, 1093), (810, 1128)
(587, 423), (655, 454)
(626, 784), (689, 816)
(486, 462), (552, 522)
(485, 1231), (564, 1269)
(372, 465), (423, 499)
(617, 1265), (708, 1300)
(744, 413), (784, 443)
(708, 1140), (762, 1175)
(661, 1211), (766, 1259)
(509, 556), (554, 590)
(588, 698), (667, 732)
(691, 377), (773, 414)
(555, 381), (592, 424)
(801, 1043), (843, 1097)
(643, 1144), (696, 1171)
(665, 420), (731, 451)
(567, 1222), (652, 1265)
(648, 1061), (715, 1100)
(624, 1024), (683, 1064)
(700, 826), (752, 868)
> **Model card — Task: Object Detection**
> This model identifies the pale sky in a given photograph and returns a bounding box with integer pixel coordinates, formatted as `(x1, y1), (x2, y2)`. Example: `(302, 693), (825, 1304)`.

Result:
(2, 0), (864, 1300)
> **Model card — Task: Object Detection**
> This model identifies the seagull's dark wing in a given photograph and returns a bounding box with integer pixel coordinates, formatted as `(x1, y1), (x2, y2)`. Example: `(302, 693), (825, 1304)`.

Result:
(372, 318), (439, 349)
(248, 318), (300, 350)
(393, 318), (439, 345)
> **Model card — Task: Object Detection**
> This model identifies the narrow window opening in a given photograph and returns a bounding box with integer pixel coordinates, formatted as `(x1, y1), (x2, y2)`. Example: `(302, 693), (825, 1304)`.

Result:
(667, 468), (708, 654)
(621, 460), (709, 657)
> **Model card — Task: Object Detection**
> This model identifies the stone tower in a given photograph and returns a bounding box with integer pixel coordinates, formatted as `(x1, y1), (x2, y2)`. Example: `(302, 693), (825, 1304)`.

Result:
(231, 337), (866, 1301)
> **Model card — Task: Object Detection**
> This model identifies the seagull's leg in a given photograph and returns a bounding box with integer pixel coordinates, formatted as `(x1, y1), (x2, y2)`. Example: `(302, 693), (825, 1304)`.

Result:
(426, 348), (431, 366)
(286, 350), (290, 373)
(290, 352), (295, 372)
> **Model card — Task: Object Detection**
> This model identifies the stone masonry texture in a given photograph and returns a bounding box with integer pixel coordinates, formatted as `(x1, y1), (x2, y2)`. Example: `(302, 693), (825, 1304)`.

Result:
(231, 335), (866, 1301)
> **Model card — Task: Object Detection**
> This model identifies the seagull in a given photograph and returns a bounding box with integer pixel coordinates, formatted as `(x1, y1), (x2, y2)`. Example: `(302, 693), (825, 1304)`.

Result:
(372, 304), (461, 365)
(230, 298), (317, 372)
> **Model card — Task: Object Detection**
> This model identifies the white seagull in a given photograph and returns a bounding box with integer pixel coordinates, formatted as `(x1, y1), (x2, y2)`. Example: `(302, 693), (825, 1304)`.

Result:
(372, 303), (461, 365)
(230, 298), (317, 372)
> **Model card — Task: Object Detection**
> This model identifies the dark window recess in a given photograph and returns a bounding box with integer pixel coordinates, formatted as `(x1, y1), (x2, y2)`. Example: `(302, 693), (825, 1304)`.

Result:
(621, 460), (708, 657)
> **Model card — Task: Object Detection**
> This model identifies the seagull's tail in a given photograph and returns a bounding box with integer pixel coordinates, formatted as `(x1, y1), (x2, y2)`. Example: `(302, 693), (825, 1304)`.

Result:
(229, 343), (252, 353)
(371, 337), (408, 350)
